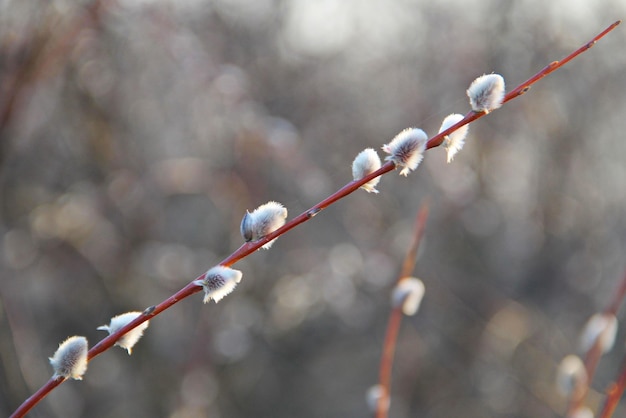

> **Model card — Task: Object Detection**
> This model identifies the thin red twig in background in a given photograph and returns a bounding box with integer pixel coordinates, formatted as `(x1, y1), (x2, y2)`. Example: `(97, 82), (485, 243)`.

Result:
(567, 269), (626, 417)
(0, 1), (112, 133)
(606, 270), (626, 317)
(600, 355), (626, 418)
(10, 20), (621, 418)
(595, 270), (626, 418)
(375, 203), (429, 418)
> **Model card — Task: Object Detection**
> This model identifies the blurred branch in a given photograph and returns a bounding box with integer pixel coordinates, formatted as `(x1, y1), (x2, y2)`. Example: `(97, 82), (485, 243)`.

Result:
(566, 268), (626, 417)
(375, 203), (429, 418)
(0, 1), (111, 139)
(597, 270), (626, 418)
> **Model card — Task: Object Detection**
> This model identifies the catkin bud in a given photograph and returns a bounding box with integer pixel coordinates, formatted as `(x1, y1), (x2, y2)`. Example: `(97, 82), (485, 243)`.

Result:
(352, 148), (382, 193)
(365, 384), (388, 413)
(382, 128), (428, 176)
(240, 201), (288, 249)
(391, 277), (425, 316)
(49, 336), (89, 380)
(194, 265), (243, 303)
(569, 406), (594, 418)
(438, 114), (469, 163)
(467, 74), (505, 113)
(97, 312), (150, 355)
(579, 313), (618, 354)
(556, 354), (587, 397)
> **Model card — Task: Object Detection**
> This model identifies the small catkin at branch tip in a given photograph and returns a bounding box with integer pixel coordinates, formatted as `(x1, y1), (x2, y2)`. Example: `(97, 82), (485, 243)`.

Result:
(194, 265), (243, 303)
(382, 128), (428, 176)
(97, 312), (150, 355)
(556, 354), (587, 397)
(579, 313), (618, 354)
(352, 148), (382, 193)
(49, 336), (89, 380)
(391, 277), (425, 316)
(240, 201), (288, 249)
(438, 113), (469, 163)
(467, 74), (505, 113)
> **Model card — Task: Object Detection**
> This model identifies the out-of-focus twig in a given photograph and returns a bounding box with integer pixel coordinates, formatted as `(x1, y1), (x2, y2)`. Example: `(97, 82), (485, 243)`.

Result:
(375, 203), (429, 418)
(595, 270), (626, 418)
(567, 269), (626, 416)
(0, 1), (112, 134)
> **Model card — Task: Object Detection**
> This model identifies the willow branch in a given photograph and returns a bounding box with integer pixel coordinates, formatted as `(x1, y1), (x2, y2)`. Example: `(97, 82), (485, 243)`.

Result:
(375, 204), (429, 418)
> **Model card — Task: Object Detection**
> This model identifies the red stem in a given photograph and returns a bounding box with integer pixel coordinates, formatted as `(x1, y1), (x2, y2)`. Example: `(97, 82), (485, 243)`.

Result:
(375, 204), (429, 418)
(599, 355), (626, 418)
(568, 269), (626, 416)
(10, 20), (621, 418)
(221, 162), (397, 267)
(595, 270), (626, 418)
(10, 378), (65, 418)
(376, 308), (404, 418)
(606, 270), (626, 316)
(425, 20), (621, 151)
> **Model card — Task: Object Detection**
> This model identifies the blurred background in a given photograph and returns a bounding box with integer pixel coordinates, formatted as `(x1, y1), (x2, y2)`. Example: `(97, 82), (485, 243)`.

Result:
(1, 1), (626, 417)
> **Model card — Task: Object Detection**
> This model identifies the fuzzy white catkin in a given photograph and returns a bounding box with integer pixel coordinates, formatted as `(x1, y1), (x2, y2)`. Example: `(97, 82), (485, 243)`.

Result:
(240, 201), (288, 249)
(97, 312), (150, 355)
(438, 114), (469, 163)
(579, 313), (618, 354)
(556, 354), (587, 397)
(365, 385), (388, 413)
(569, 406), (594, 418)
(382, 128), (428, 176)
(391, 277), (425, 316)
(352, 148), (382, 193)
(467, 74), (505, 113)
(194, 265), (243, 303)
(49, 336), (89, 380)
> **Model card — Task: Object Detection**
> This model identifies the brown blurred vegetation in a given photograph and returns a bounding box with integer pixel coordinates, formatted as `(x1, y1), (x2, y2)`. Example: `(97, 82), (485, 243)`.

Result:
(1, 1), (626, 417)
